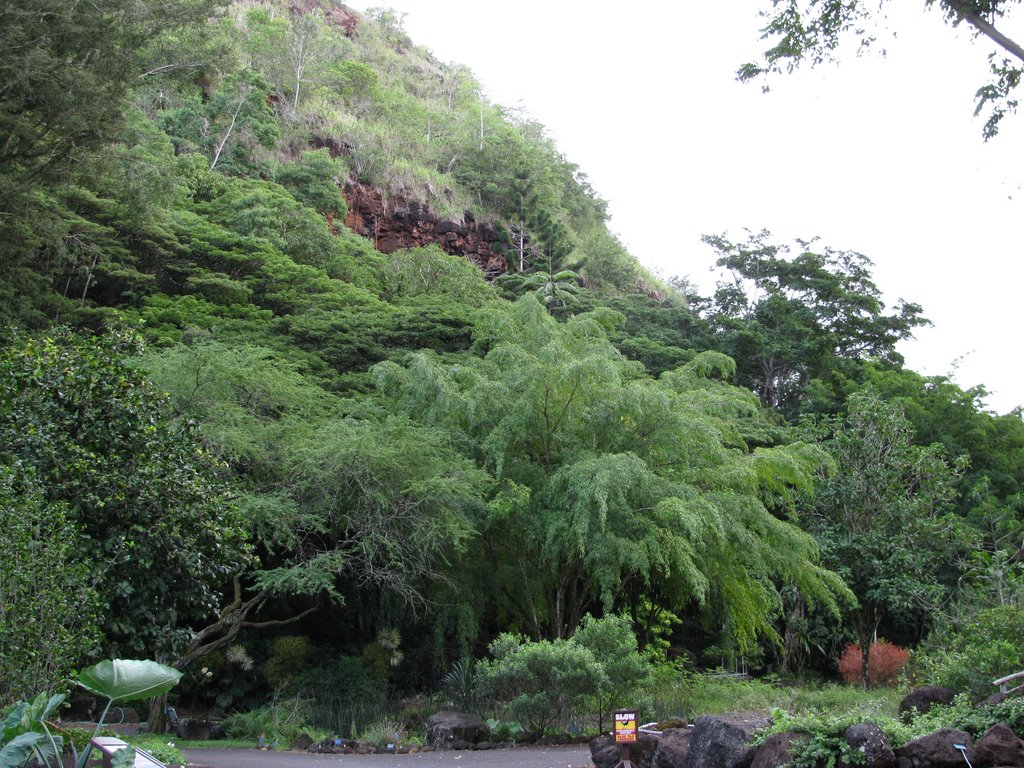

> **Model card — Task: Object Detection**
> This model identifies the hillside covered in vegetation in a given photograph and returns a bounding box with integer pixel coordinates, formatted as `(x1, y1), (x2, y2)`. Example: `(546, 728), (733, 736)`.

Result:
(2, 0), (1023, 735)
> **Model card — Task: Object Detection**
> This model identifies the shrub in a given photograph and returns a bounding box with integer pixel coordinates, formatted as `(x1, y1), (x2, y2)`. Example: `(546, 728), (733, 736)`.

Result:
(222, 696), (328, 746)
(912, 605), (1024, 699)
(360, 718), (406, 747)
(573, 614), (652, 732)
(838, 641), (909, 687)
(126, 735), (186, 766)
(264, 636), (314, 690)
(479, 633), (606, 741)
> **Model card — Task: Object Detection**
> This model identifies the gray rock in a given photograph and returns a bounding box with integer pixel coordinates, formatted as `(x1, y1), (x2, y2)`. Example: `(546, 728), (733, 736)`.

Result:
(684, 712), (770, 768)
(590, 732), (661, 768)
(425, 711), (490, 748)
(973, 723), (1024, 767)
(653, 728), (692, 768)
(175, 718), (224, 741)
(898, 727), (973, 768)
(843, 723), (895, 768)
(289, 732), (313, 751)
(750, 732), (808, 768)
(898, 687), (958, 722)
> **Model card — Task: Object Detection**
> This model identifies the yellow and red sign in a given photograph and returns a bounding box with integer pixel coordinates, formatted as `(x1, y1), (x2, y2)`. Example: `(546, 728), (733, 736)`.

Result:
(614, 710), (638, 743)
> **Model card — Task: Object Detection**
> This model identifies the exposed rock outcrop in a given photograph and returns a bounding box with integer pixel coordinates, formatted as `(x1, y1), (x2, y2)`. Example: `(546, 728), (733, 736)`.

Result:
(653, 728), (692, 768)
(590, 732), (661, 768)
(973, 723), (1024, 767)
(342, 183), (507, 276)
(749, 732), (808, 768)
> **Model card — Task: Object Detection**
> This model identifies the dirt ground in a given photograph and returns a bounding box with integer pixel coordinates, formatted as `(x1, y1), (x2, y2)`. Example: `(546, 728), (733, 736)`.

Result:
(183, 744), (592, 768)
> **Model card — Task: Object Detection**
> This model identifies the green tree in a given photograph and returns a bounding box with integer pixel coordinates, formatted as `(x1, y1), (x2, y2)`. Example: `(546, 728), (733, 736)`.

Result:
(701, 231), (927, 416)
(0, 465), (101, 702)
(739, 0), (1024, 139)
(804, 391), (967, 687)
(375, 297), (850, 649)
(0, 0), (224, 191)
(572, 614), (651, 732)
(0, 328), (249, 657)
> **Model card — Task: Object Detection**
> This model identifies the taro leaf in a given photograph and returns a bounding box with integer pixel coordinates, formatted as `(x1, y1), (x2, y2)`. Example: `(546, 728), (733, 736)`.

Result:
(2, 694), (65, 741)
(77, 659), (182, 703)
(0, 732), (43, 768)
(32, 733), (63, 766)
(111, 746), (136, 767)
(1, 702), (29, 743)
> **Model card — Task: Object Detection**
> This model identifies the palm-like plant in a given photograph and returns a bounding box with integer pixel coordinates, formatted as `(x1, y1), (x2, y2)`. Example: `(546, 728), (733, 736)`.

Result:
(523, 268), (581, 310)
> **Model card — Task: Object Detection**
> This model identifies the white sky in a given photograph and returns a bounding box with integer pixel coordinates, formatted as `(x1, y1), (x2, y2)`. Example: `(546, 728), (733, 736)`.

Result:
(352, 2), (1024, 414)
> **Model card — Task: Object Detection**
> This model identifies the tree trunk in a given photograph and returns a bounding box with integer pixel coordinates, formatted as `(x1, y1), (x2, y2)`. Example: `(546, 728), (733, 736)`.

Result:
(781, 594), (806, 675)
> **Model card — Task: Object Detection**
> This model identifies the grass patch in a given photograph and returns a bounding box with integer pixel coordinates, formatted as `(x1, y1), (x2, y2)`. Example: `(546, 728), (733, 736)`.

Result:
(164, 738), (265, 749)
(648, 672), (904, 722)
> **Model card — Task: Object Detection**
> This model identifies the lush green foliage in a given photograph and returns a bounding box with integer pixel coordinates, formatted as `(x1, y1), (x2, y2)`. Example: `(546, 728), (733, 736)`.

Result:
(480, 633), (606, 740)
(0, 468), (100, 702)
(913, 603), (1024, 698)
(2, 0), (1024, 717)
(0, 329), (249, 658)
(800, 391), (965, 686)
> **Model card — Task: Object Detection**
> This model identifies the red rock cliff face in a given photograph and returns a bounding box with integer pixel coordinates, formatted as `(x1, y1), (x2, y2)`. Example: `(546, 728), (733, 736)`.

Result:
(342, 182), (508, 277)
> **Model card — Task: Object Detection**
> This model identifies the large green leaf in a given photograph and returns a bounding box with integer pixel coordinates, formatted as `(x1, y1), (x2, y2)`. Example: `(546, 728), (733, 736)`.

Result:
(0, 732), (42, 768)
(77, 659), (182, 703)
(2, 693), (64, 741)
(111, 746), (136, 768)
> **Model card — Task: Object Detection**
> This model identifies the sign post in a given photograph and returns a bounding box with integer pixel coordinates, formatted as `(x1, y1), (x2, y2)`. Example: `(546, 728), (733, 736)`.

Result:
(613, 709), (638, 768)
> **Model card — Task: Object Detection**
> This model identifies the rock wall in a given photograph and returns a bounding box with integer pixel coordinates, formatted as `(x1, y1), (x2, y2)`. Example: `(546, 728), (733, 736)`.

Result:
(342, 182), (508, 277)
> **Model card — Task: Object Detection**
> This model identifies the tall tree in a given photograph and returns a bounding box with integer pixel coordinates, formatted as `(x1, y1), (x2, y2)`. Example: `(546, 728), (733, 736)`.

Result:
(739, 0), (1024, 138)
(0, 328), (249, 658)
(375, 297), (850, 647)
(803, 390), (967, 686)
(701, 230), (927, 416)
(0, 0), (224, 192)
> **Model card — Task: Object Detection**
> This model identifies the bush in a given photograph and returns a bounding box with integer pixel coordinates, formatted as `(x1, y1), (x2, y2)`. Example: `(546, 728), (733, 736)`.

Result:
(222, 696), (328, 746)
(479, 633), (606, 741)
(126, 735), (187, 766)
(573, 614), (652, 732)
(264, 636), (314, 690)
(838, 641), (909, 687)
(913, 605), (1024, 699)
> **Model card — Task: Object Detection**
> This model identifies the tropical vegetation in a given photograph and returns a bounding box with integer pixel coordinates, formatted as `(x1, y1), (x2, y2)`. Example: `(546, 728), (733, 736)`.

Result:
(1, 0), (1023, 749)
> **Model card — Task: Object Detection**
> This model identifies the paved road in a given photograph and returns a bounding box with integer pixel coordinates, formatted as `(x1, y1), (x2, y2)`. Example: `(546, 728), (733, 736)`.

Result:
(184, 745), (592, 768)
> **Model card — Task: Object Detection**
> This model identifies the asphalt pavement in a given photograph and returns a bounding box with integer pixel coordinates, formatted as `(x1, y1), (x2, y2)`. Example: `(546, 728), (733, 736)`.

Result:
(183, 745), (593, 768)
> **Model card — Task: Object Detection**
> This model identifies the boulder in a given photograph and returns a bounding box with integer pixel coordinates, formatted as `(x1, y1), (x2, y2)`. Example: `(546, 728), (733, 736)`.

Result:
(843, 723), (895, 768)
(750, 732), (808, 768)
(897, 727), (972, 768)
(590, 732), (661, 768)
(898, 687), (957, 722)
(425, 712), (490, 748)
(175, 718), (224, 741)
(653, 728), (692, 768)
(289, 732), (313, 751)
(684, 712), (770, 768)
(973, 723), (1024, 767)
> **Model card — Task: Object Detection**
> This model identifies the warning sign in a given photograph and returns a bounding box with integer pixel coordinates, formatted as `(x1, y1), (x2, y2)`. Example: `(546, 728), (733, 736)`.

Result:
(614, 710), (638, 743)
